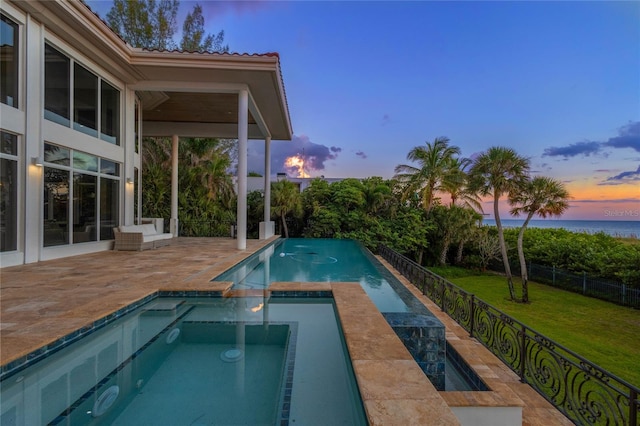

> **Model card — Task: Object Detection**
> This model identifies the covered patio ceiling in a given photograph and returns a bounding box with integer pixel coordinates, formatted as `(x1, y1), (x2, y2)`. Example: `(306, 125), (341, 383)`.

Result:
(130, 50), (293, 141)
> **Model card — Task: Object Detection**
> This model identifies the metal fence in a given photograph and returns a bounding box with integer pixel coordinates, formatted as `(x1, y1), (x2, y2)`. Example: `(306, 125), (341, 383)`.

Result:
(528, 263), (640, 309)
(379, 245), (639, 426)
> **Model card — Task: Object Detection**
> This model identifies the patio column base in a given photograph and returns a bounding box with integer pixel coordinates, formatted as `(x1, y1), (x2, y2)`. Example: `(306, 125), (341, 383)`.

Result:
(170, 218), (179, 237)
(259, 221), (275, 239)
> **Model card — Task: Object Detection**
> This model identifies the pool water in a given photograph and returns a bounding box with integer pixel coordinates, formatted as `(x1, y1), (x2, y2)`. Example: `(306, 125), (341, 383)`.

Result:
(214, 238), (488, 392)
(0, 297), (366, 426)
(214, 238), (410, 313)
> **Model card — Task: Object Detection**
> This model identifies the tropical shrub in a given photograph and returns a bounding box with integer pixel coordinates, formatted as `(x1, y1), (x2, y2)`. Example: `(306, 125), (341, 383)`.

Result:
(501, 228), (640, 287)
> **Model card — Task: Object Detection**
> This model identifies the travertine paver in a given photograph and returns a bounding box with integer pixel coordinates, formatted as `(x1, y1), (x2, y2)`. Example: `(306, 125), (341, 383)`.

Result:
(0, 237), (277, 364)
(0, 238), (573, 425)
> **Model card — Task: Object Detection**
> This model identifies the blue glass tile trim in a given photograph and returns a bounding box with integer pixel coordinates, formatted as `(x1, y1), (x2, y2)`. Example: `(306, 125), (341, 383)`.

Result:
(278, 321), (298, 426)
(50, 305), (196, 424)
(0, 293), (159, 383)
(270, 290), (333, 298)
(159, 290), (224, 298)
(383, 312), (446, 390)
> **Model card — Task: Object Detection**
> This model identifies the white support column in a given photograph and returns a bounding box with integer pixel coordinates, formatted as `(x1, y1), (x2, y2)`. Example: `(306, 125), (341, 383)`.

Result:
(24, 16), (43, 264)
(264, 137), (271, 223)
(123, 88), (136, 225)
(237, 90), (249, 250)
(170, 134), (179, 236)
(259, 137), (274, 239)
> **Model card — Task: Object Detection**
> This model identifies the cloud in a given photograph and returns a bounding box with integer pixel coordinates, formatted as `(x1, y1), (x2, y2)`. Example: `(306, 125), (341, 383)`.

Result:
(542, 141), (601, 158)
(381, 114), (391, 126)
(603, 121), (640, 152)
(355, 151), (368, 159)
(571, 197), (640, 203)
(543, 121), (640, 160)
(247, 134), (341, 177)
(599, 165), (640, 185)
(534, 162), (552, 172)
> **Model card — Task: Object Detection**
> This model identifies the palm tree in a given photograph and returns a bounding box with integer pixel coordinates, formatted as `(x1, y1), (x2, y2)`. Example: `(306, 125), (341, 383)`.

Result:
(141, 137), (237, 235)
(199, 156), (234, 207)
(509, 176), (570, 302)
(432, 205), (482, 266)
(454, 207), (483, 265)
(394, 137), (461, 213)
(271, 179), (302, 238)
(432, 205), (463, 265)
(442, 157), (483, 212)
(468, 146), (530, 301)
(361, 177), (391, 216)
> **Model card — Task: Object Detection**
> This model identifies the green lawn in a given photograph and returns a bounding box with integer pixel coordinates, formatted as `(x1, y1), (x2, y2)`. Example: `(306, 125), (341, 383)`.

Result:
(430, 267), (640, 387)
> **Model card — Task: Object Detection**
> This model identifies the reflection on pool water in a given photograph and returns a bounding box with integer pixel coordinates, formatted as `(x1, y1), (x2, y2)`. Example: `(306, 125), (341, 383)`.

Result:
(215, 238), (411, 313)
(214, 238), (489, 392)
(0, 297), (366, 426)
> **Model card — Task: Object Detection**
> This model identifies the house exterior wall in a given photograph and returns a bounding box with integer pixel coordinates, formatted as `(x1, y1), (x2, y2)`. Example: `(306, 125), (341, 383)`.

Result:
(0, 1), (138, 267)
(246, 176), (345, 193)
(1, 0), (290, 266)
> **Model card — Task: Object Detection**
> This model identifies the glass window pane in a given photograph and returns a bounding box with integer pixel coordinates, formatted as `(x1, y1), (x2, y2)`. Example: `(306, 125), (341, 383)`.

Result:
(1, 14), (19, 108)
(73, 173), (97, 243)
(44, 44), (70, 126)
(1, 130), (17, 155)
(134, 167), (139, 224)
(43, 167), (69, 246)
(134, 101), (139, 153)
(73, 63), (98, 137)
(100, 178), (119, 240)
(100, 159), (119, 176)
(101, 81), (119, 145)
(0, 132), (18, 251)
(44, 143), (70, 166)
(73, 151), (98, 172)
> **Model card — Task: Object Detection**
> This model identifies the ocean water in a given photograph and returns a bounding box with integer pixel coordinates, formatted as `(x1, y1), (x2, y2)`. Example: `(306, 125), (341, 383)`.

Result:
(482, 219), (639, 238)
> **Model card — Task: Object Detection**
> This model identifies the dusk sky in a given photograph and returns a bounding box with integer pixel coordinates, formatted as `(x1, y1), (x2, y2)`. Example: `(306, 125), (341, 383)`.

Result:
(86, 1), (640, 221)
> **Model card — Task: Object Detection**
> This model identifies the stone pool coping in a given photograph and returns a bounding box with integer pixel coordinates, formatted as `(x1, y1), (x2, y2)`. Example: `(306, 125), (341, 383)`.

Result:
(1, 236), (573, 425)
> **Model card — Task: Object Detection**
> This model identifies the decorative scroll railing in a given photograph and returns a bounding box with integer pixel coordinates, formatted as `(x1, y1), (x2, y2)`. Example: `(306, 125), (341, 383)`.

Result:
(378, 245), (639, 426)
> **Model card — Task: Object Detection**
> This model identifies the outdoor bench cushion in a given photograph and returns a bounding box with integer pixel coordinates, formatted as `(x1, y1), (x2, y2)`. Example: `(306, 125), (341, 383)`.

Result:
(113, 224), (172, 251)
(119, 224), (157, 235)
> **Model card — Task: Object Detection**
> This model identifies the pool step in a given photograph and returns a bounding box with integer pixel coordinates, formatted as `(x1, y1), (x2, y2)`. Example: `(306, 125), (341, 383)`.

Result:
(141, 300), (185, 315)
(223, 289), (269, 298)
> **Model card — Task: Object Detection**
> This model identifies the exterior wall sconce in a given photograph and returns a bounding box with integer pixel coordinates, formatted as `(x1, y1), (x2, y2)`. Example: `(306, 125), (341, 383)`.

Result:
(31, 156), (43, 167)
(126, 178), (134, 184)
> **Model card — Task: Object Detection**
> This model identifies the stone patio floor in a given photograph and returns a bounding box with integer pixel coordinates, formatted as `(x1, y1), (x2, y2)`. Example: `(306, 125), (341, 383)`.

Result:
(0, 237), (571, 425)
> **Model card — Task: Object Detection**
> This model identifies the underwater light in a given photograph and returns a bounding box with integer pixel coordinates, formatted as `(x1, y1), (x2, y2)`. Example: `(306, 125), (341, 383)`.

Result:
(220, 348), (244, 362)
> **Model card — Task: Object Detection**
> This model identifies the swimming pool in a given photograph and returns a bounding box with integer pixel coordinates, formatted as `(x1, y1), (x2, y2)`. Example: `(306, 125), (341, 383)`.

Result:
(214, 238), (488, 392)
(0, 296), (367, 425)
(214, 238), (415, 313)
